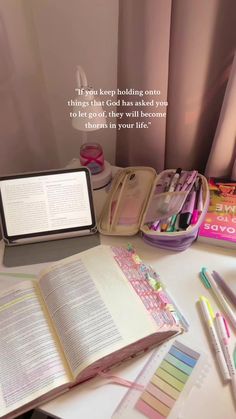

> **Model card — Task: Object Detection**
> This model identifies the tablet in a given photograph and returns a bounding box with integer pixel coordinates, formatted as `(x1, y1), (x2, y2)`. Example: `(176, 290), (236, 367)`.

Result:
(0, 168), (96, 245)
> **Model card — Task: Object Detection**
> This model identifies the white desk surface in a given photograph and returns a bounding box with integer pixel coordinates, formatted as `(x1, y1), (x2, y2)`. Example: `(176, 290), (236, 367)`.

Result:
(0, 236), (235, 419)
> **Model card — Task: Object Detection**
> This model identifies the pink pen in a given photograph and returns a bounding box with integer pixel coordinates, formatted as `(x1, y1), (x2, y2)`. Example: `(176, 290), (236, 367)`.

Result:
(191, 178), (202, 225)
(215, 313), (236, 402)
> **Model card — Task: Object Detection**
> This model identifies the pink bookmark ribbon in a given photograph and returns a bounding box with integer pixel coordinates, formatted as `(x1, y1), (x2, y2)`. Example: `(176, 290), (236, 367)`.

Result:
(98, 370), (144, 391)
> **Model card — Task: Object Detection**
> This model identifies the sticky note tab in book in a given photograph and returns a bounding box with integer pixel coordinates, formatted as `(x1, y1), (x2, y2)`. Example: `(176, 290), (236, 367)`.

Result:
(111, 246), (188, 330)
(112, 340), (209, 419)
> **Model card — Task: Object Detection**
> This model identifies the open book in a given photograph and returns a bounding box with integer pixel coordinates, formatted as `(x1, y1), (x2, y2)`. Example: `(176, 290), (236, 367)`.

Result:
(0, 245), (181, 418)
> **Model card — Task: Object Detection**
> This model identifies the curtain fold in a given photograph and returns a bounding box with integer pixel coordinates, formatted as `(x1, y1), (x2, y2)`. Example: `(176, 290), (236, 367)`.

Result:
(0, 6), (58, 174)
(117, 0), (236, 179)
(0, 0), (119, 173)
(117, 0), (171, 170)
(205, 52), (236, 179)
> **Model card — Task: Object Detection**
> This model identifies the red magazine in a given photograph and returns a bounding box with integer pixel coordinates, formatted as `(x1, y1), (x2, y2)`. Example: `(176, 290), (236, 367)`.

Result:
(198, 178), (236, 248)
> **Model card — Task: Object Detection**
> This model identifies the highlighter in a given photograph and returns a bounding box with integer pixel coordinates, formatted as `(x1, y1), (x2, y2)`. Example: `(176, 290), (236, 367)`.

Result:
(167, 168), (182, 192)
(179, 187), (196, 229)
(197, 179), (203, 214)
(191, 178), (201, 224)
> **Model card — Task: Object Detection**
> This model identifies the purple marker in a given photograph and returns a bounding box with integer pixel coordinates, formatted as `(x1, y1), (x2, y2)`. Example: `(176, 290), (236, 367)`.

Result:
(150, 219), (160, 231)
(213, 271), (236, 308)
(179, 187), (196, 229)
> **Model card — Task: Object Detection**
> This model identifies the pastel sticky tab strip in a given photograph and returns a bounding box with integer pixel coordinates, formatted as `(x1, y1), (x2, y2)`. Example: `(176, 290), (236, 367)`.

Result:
(165, 353), (193, 375)
(135, 341), (200, 418)
(169, 347), (197, 367)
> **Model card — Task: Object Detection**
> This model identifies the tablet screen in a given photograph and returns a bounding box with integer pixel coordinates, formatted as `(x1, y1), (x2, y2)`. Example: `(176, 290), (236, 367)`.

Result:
(0, 168), (96, 242)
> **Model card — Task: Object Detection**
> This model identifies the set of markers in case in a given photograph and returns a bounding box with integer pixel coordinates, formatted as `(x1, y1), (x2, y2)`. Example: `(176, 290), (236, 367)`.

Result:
(146, 169), (203, 232)
(98, 167), (209, 251)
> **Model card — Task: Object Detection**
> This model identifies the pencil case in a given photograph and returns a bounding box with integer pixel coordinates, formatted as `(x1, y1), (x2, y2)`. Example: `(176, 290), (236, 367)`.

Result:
(98, 167), (210, 251)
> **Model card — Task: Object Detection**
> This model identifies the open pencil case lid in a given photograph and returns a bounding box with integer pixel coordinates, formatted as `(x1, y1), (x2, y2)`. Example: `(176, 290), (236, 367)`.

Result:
(98, 166), (209, 250)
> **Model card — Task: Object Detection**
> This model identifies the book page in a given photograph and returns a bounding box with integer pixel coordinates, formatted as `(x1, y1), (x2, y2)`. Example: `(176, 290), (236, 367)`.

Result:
(0, 281), (71, 418)
(38, 245), (170, 378)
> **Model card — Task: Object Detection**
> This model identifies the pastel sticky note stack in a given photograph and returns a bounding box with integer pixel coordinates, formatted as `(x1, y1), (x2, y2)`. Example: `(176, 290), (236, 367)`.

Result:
(135, 341), (200, 419)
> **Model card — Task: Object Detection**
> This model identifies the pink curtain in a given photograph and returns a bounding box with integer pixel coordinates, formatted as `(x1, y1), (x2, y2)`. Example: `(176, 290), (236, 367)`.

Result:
(117, 0), (236, 179)
(0, 1), (119, 174)
(0, 11), (58, 174)
(205, 52), (236, 178)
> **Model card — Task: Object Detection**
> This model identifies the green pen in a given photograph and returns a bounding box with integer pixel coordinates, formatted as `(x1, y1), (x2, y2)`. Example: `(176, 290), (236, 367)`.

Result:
(166, 214), (178, 232)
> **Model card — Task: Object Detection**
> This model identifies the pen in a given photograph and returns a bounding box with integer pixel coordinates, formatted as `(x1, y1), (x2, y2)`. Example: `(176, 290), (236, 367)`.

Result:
(180, 170), (198, 192)
(197, 178), (203, 214)
(167, 168), (182, 193)
(215, 313), (235, 376)
(179, 187), (196, 229)
(201, 268), (236, 330)
(160, 218), (170, 232)
(213, 271), (236, 308)
(175, 172), (189, 191)
(215, 313), (236, 402)
(164, 175), (172, 192)
(199, 296), (230, 381)
(191, 178), (201, 225)
(166, 214), (178, 232)
(162, 169), (182, 209)
(174, 214), (181, 231)
(150, 174), (173, 229)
